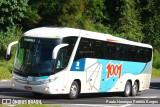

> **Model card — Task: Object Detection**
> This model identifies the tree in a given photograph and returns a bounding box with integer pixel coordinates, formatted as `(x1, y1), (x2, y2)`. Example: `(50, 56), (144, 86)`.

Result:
(104, 0), (124, 34)
(28, 0), (57, 26)
(117, 0), (143, 42)
(0, 0), (40, 31)
(138, 0), (160, 50)
(0, 0), (28, 30)
(29, 0), (110, 33)
(0, 0), (40, 59)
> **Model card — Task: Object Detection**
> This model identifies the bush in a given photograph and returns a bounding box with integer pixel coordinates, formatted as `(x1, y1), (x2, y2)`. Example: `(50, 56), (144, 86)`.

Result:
(153, 49), (160, 69)
(0, 26), (22, 60)
(0, 59), (13, 79)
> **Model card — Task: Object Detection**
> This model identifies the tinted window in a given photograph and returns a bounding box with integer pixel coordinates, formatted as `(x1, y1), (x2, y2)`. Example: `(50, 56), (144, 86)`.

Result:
(56, 37), (78, 72)
(74, 38), (104, 61)
(74, 37), (152, 62)
(92, 40), (104, 59)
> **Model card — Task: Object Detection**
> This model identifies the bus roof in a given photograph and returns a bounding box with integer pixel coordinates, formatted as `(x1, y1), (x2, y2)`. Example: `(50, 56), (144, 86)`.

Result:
(23, 27), (152, 49)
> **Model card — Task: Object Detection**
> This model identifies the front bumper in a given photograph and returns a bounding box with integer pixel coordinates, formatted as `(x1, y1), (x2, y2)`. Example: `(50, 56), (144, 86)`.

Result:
(11, 79), (62, 94)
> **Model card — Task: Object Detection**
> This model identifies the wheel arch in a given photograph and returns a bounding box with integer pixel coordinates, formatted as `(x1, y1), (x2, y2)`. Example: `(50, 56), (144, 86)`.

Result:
(127, 79), (132, 86)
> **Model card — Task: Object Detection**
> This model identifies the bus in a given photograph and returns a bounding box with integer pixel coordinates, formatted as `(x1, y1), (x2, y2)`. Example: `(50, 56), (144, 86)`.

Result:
(5, 27), (153, 99)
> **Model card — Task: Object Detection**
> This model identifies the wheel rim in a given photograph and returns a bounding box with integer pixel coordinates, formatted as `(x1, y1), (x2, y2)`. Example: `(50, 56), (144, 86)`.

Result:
(126, 84), (131, 95)
(133, 83), (137, 94)
(70, 84), (77, 97)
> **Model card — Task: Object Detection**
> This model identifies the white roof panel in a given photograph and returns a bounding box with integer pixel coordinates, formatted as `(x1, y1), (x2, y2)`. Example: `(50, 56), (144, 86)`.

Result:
(23, 27), (81, 38)
(23, 27), (152, 49)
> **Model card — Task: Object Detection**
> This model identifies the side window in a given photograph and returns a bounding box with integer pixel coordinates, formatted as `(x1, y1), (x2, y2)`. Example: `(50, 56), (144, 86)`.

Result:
(145, 48), (152, 62)
(127, 46), (137, 61)
(56, 37), (78, 71)
(62, 37), (78, 52)
(127, 45), (152, 62)
(137, 48), (145, 62)
(74, 37), (152, 62)
(116, 44), (126, 60)
(104, 43), (117, 60)
(74, 38), (104, 61)
(74, 38), (92, 61)
(56, 47), (69, 70)
(92, 40), (104, 59)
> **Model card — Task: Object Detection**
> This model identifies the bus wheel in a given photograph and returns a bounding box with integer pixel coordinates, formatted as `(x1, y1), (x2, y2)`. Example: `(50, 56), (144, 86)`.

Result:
(69, 81), (79, 99)
(124, 81), (131, 97)
(131, 81), (138, 96)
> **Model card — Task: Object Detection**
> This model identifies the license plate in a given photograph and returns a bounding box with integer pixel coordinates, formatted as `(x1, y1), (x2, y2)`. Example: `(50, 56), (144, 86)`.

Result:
(24, 86), (32, 90)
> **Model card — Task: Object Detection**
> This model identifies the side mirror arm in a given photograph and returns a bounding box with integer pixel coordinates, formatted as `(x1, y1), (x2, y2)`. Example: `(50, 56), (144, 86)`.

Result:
(52, 44), (69, 59)
(5, 41), (18, 60)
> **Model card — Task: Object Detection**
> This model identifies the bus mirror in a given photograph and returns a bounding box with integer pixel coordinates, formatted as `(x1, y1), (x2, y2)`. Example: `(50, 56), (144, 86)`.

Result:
(52, 44), (69, 59)
(4, 41), (18, 61)
(4, 49), (11, 61)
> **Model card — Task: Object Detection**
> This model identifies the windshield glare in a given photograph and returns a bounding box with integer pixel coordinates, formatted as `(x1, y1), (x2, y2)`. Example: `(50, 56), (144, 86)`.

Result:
(14, 37), (60, 76)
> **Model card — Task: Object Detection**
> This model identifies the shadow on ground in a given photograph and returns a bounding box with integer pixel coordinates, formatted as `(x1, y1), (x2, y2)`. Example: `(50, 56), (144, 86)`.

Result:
(150, 82), (160, 90)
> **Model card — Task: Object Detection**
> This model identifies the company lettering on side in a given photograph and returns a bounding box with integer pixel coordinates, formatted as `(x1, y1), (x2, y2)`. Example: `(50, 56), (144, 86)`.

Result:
(106, 63), (122, 79)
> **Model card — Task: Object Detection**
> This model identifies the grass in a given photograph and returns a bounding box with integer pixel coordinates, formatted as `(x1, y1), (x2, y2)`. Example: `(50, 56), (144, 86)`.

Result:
(152, 67), (160, 78)
(0, 60), (13, 80)
(0, 59), (160, 79)
(0, 104), (61, 107)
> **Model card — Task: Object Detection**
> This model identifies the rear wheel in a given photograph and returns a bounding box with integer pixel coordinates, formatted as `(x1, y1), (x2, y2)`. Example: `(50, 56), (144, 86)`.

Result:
(123, 81), (131, 97)
(68, 81), (79, 99)
(131, 81), (138, 96)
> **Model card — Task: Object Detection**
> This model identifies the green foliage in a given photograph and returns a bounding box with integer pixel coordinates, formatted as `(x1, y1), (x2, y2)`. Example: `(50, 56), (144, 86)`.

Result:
(104, 0), (123, 33)
(0, 0), (28, 30)
(28, 0), (109, 33)
(0, 0), (40, 59)
(21, 7), (41, 30)
(0, 26), (22, 59)
(0, 59), (13, 79)
(28, 0), (58, 26)
(117, 0), (144, 42)
(152, 68), (160, 78)
(0, 0), (40, 31)
(104, 0), (143, 42)
(139, 0), (160, 50)
(153, 50), (160, 69)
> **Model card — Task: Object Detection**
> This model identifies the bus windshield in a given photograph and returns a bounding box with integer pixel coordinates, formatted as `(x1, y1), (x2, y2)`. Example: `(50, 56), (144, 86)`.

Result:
(14, 37), (60, 76)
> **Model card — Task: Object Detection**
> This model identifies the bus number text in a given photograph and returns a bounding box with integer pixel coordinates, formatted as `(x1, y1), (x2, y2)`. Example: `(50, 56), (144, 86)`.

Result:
(106, 63), (122, 79)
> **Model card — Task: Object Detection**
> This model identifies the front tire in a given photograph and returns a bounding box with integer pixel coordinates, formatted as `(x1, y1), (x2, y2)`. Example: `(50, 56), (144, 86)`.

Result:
(123, 81), (131, 97)
(131, 81), (138, 96)
(68, 81), (79, 99)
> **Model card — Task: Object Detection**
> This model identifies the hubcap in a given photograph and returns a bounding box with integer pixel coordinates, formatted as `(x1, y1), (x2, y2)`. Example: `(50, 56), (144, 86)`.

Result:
(126, 84), (130, 95)
(133, 84), (137, 94)
(70, 85), (77, 96)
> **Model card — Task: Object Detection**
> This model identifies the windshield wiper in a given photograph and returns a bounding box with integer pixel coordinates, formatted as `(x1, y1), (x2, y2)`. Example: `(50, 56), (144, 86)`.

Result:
(14, 68), (28, 76)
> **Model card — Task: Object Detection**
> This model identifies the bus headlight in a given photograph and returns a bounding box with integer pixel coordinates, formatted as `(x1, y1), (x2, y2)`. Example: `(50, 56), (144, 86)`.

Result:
(44, 87), (49, 91)
(12, 83), (15, 87)
(42, 79), (54, 84)
(42, 80), (50, 84)
(12, 76), (15, 79)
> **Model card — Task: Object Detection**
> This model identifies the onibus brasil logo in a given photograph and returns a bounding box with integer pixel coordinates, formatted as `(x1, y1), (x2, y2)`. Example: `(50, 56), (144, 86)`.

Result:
(106, 62), (123, 79)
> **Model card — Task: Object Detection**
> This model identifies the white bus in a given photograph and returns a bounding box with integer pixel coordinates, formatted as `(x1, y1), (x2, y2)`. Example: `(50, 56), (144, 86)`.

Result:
(5, 27), (153, 99)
